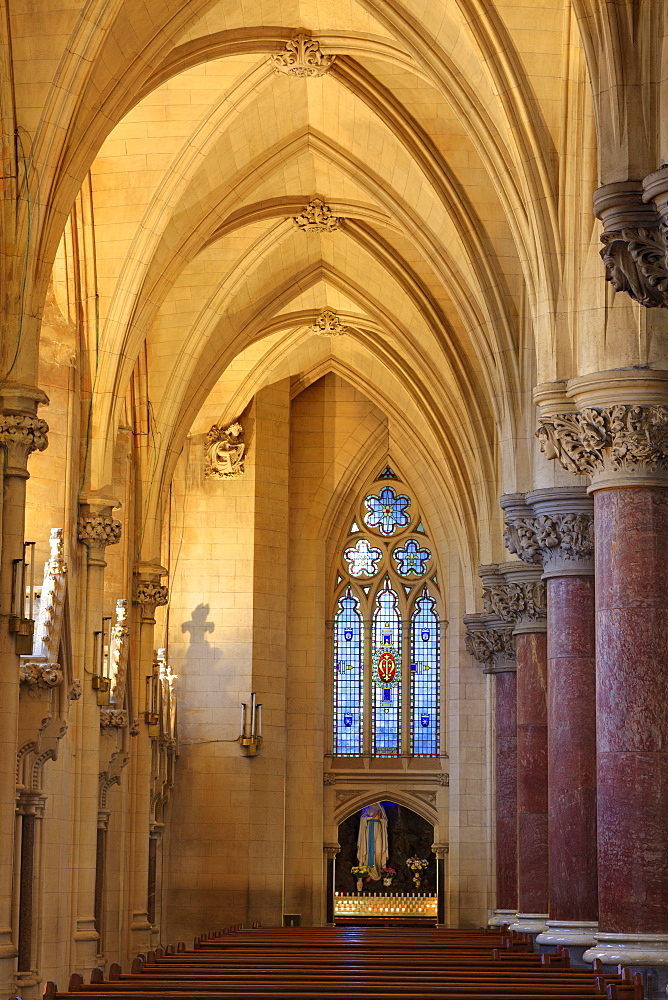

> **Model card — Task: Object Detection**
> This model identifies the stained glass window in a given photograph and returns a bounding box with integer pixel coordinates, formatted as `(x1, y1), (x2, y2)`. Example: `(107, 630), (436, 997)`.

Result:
(410, 588), (440, 756)
(333, 474), (441, 759)
(392, 538), (431, 576)
(343, 538), (382, 577)
(333, 588), (363, 755)
(371, 580), (401, 756)
(363, 486), (410, 536)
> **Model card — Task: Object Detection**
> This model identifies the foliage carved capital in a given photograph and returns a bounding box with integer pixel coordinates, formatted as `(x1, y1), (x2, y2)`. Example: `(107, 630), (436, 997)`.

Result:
(483, 581), (547, 627)
(504, 511), (594, 572)
(77, 512), (122, 547)
(537, 405), (668, 486)
(0, 413), (49, 469)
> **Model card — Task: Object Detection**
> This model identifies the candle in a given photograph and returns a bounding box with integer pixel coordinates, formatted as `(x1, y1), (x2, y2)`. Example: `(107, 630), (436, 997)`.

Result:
(256, 703), (262, 738)
(250, 692), (256, 738)
(240, 703), (247, 738)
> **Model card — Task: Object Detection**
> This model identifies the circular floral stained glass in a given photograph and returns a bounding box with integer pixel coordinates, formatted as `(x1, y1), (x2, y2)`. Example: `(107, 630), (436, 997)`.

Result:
(392, 538), (431, 576)
(343, 538), (382, 577)
(363, 486), (411, 536)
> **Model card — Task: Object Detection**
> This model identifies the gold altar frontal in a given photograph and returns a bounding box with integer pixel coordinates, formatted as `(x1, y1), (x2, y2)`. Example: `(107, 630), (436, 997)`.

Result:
(334, 891), (438, 923)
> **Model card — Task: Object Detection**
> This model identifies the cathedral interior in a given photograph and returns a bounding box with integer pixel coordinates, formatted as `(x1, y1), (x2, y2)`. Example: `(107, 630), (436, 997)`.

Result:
(2, 0), (668, 997)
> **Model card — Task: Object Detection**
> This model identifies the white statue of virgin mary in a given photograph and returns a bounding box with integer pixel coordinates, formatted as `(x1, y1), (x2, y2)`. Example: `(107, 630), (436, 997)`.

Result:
(356, 802), (389, 880)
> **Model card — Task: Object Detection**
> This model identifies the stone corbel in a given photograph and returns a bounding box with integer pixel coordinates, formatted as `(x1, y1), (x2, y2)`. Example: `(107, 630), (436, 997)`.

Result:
(293, 198), (341, 233)
(134, 562), (169, 624)
(204, 421), (245, 479)
(594, 178), (668, 308)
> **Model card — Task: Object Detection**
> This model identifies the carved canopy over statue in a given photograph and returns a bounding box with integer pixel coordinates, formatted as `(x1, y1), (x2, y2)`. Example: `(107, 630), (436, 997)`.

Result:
(204, 421), (245, 479)
(357, 802), (389, 880)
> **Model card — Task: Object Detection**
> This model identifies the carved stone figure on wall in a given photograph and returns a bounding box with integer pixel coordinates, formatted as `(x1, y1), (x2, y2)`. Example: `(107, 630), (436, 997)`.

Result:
(357, 802), (389, 880)
(204, 421), (245, 479)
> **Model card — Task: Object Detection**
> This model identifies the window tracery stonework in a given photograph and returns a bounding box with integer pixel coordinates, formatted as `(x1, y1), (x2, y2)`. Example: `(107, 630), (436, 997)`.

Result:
(204, 421), (245, 479)
(271, 35), (336, 77)
(293, 198), (341, 233)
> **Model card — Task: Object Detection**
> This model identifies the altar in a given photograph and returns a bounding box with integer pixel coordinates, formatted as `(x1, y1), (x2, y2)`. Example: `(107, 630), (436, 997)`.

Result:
(334, 891), (437, 924)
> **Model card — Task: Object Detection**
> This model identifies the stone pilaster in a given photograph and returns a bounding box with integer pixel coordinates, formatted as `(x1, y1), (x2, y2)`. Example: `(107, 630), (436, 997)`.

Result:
(465, 600), (517, 926)
(537, 369), (668, 972)
(74, 493), (122, 975)
(0, 384), (48, 998)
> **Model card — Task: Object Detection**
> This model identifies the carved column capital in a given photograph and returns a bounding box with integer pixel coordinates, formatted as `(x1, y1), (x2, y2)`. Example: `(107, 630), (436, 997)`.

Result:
(0, 412), (49, 475)
(485, 564), (547, 634)
(97, 809), (111, 831)
(135, 581), (169, 622)
(323, 843), (340, 859)
(431, 843), (449, 859)
(537, 404), (668, 490)
(77, 510), (122, 548)
(99, 708), (128, 729)
(15, 789), (46, 817)
(464, 613), (516, 673)
(19, 661), (63, 688)
(501, 489), (594, 577)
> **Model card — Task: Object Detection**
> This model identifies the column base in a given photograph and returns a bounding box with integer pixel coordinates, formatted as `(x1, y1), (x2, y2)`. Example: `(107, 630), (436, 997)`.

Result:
(583, 932), (668, 966)
(536, 920), (598, 947)
(509, 912), (549, 934)
(488, 909), (516, 928)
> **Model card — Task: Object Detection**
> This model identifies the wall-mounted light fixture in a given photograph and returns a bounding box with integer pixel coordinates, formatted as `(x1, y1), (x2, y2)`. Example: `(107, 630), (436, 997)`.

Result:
(9, 542), (36, 654)
(239, 693), (262, 756)
(92, 615), (113, 704)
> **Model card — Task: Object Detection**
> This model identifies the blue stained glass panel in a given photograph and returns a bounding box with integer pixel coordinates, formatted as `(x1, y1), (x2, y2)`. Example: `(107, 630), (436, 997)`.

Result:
(363, 487), (411, 536)
(410, 588), (440, 756)
(333, 588), (363, 755)
(392, 537), (431, 576)
(377, 465), (398, 480)
(371, 580), (401, 756)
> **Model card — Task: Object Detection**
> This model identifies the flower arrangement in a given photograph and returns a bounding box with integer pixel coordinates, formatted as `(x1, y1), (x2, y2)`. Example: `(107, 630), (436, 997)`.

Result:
(406, 856), (429, 887)
(380, 867), (396, 878)
(351, 864), (371, 891)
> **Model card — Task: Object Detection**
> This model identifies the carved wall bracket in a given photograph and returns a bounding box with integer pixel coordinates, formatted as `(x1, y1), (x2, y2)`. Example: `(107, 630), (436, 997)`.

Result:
(136, 581), (169, 622)
(294, 198), (341, 233)
(594, 177), (668, 308)
(204, 421), (245, 478)
(100, 709), (129, 729)
(271, 34), (335, 77)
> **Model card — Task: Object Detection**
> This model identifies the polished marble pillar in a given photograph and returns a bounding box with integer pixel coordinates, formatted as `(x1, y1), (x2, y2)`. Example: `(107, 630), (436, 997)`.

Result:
(503, 489), (598, 949)
(484, 562), (548, 934)
(537, 368), (668, 971)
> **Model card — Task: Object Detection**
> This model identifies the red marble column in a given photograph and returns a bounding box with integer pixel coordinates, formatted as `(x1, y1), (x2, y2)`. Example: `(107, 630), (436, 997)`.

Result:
(546, 575), (597, 923)
(495, 669), (518, 912)
(595, 486), (668, 935)
(516, 630), (549, 919)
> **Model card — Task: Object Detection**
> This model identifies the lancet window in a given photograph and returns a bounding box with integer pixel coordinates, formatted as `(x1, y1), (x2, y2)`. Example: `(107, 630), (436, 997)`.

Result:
(332, 466), (443, 758)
